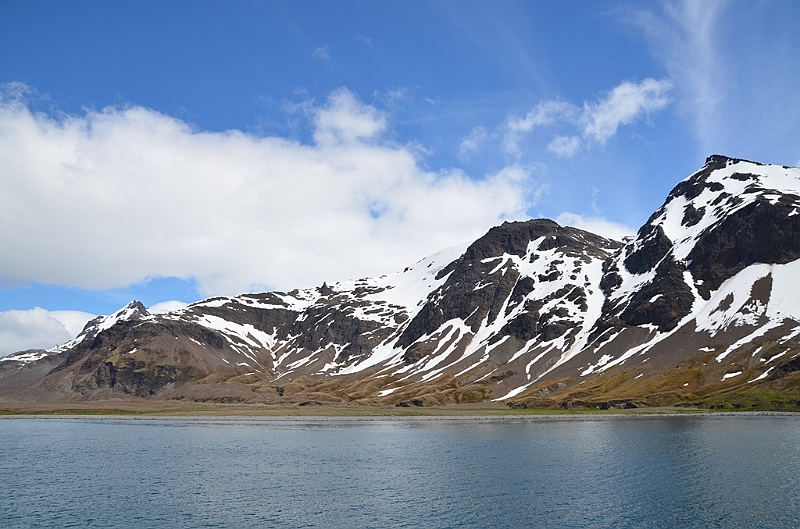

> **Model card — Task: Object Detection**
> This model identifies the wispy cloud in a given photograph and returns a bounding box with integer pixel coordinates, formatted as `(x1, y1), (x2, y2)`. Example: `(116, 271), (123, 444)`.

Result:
(0, 85), (534, 297)
(457, 126), (489, 161)
(503, 78), (672, 158)
(581, 79), (671, 143)
(506, 100), (576, 133)
(383, 87), (411, 109)
(630, 0), (727, 155)
(504, 100), (576, 156)
(354, 33), (374, 49)
(313, 45), (330, 60)
(547, 135), (581, 158)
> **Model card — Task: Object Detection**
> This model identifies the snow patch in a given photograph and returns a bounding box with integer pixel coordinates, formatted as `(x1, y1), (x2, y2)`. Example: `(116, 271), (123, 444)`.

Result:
(748, 367), (774, 383)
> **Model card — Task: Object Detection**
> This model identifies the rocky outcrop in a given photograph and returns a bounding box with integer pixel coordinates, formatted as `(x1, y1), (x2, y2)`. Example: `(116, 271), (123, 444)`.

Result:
(398, 220), (619, 361)
(687, 196), (800, 297)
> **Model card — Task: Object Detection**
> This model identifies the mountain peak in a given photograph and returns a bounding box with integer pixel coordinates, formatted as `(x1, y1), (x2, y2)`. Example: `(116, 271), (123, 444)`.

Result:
(73, 299), (150, 341)
(3, 157), (800, 410)
(704, 154), (765, 169)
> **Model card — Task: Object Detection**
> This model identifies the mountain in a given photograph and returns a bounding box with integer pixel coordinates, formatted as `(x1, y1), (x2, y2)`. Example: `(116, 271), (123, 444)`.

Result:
(2, 155), (800, 410)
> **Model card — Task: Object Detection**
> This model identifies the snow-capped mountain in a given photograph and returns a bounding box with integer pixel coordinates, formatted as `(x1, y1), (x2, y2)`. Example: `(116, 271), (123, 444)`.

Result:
(2, 155), (800, 409)
(541, 155), (800, 406)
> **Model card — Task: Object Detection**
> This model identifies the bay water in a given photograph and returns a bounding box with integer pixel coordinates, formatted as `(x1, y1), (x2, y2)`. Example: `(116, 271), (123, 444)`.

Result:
(1, 414), (799, 528)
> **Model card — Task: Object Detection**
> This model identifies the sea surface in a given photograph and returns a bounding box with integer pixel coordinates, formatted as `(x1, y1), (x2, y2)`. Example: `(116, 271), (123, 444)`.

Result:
(1, 414), (799, 528)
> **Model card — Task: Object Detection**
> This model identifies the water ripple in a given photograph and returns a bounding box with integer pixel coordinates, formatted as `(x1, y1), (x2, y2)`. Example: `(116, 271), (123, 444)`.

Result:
(0, 416), (798, 528)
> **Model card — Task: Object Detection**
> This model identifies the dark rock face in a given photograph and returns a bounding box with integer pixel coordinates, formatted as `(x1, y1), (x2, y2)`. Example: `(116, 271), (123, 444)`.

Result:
(495, 285), (586, 344)
(398, 219), (619, 361)
(769, 355), (800, 380)
(619, 258), (694, 331)
(395, 399), (424, 407)
(599, 400), (639, 410)
(195, 301), (296, 339)
(500, 312), (541, 342)
(688, 197), (800, 298)
(45, 318), (226, 396)
(598, 242), (697, 334)
(90, 356), (203, 398)
(643, 155), (800, 299)
(462, 219), (566, 260)
(682, 203), (705, 227)
(596, 154), (800, 332)
(624, 225), (672, 275)
(287, 306), (389, 363)
(277, 286), (407, 365)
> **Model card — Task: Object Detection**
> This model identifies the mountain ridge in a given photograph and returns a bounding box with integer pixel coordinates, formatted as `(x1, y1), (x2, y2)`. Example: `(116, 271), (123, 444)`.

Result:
(3, 155), (800, 410)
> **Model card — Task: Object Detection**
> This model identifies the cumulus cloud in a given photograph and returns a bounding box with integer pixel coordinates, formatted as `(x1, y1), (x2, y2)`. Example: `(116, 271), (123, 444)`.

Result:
(50, 310), (96, 337)
(0, 86), (533, 297)
(312, 88), (387, 145)
(0, 308), (71, 355)
(504, 78), (672, 157)
(556, 212), (635, 242)
(0, 308), (95, 356)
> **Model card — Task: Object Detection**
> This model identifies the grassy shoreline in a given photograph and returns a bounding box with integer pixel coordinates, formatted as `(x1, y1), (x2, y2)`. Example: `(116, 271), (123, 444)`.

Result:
(1, 401), (798, 419)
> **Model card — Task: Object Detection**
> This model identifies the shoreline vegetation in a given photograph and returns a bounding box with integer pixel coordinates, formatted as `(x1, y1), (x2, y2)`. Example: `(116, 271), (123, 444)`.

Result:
(1, 401), (798, 419)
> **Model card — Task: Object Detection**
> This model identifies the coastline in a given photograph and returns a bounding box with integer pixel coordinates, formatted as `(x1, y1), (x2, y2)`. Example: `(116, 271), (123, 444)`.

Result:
(3, 397), (798, 421)
(2, 408), (798, 421)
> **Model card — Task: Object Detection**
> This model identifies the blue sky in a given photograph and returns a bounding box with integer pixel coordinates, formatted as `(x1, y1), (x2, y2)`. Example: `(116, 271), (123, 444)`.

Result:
(1, 0), (799, 353)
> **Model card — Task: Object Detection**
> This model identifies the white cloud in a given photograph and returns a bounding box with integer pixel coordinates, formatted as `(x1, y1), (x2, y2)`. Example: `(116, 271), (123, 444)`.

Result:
(506, 100), (576, 133)
(504, 100), (576, 155)
(0, 86), (533, 297)
(547, 135), (581, 158)
(556, 212), (635, 242)
(457, 126), (489, 161)
(148, 300), (189, 314)
(504, 79), (671, 157)
(581, 79), (672, 143)
(0, 308), (71, 355)
(49, 310), (96, 337)
(312, 88), (387, 145)
(384, 87), (410, 106)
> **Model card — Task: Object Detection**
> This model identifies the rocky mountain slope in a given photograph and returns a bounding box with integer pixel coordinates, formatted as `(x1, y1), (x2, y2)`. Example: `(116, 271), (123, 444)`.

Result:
(3, 155), (800, 409)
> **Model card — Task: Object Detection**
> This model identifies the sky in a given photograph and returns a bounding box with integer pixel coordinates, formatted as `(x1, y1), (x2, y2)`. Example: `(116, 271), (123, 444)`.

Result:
(1, 0), (799, 354)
